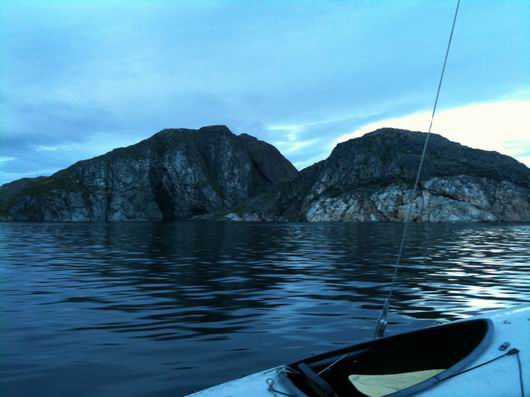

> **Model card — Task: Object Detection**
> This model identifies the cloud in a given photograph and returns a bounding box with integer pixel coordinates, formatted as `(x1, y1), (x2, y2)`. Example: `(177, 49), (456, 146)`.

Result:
(0, 1), (529, 183)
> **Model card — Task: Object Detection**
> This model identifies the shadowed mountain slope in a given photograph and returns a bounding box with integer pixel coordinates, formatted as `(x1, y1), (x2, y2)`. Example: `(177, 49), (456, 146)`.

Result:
(232, 128), (530, 222)
(0, 125), (298, 221)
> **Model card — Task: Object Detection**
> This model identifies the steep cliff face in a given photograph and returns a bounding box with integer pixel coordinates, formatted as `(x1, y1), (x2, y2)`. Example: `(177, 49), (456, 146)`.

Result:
(233, 128), (530, 222)
(0, 125), (298, 221)
(3, 127), (529, 223)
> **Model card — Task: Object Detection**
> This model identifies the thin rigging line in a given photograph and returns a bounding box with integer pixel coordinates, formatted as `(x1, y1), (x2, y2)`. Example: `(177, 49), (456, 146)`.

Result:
(373, 0), (461, 340)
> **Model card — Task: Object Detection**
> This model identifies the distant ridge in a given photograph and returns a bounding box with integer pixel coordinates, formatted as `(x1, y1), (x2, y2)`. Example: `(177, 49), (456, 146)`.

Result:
(0, 125), (298, 221)
(231, 128), (530, 222)
(1, 126), (528, 222)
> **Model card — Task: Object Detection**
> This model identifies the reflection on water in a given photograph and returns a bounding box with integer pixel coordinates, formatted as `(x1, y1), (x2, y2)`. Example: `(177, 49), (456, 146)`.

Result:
(1, 222), (529, 396)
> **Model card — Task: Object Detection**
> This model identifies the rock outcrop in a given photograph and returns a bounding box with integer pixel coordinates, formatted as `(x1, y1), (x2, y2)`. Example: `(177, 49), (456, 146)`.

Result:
(0, 125), (298, 221)
(2, 127), (528, 223)
(231, 128), (530, 222)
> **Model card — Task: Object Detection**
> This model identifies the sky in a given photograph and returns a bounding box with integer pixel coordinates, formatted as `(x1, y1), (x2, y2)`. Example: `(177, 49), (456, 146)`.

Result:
(1, 0), (529, 185)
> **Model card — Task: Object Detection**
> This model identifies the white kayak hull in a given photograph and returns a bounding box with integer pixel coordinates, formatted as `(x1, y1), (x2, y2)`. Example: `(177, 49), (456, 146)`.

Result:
(187, 305), (530, 397)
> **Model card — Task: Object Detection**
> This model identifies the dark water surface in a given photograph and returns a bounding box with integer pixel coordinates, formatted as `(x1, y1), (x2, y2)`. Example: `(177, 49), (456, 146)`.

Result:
(1, 222), (529, 396)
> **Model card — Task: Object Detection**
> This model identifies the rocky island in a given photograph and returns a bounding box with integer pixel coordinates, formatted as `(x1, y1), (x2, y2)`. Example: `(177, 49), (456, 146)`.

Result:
(1, 126), (529, 222)
(0, 125), (298, 221)
(233, 128), (530, 222)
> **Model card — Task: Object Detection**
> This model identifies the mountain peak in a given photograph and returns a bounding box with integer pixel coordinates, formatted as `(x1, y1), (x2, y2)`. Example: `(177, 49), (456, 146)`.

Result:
(0, 126), (297, 221)
(367, 127), (421, 135)
(237, 127), (530, 222)
(151, 125), (233, 138)
(198, 125), (233, 135)
(356, 127), (442, 142)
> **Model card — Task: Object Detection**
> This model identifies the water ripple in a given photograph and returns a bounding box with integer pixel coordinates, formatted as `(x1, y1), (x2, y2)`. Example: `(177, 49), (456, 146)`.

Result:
(0, 222), (529, 396)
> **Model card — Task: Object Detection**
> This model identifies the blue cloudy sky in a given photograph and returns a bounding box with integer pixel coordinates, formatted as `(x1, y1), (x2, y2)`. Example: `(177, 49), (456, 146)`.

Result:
(1, 0), (529, 184)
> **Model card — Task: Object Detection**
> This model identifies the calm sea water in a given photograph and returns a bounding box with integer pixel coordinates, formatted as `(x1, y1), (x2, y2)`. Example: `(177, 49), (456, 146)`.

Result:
(1, 222), (529, 396)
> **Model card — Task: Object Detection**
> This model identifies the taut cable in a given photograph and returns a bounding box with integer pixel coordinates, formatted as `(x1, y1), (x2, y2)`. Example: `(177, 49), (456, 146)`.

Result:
(373, 0), (461, 339)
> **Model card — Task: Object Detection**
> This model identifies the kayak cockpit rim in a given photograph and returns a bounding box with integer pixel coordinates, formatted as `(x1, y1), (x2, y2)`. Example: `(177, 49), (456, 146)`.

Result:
(284, 318), (493, 397)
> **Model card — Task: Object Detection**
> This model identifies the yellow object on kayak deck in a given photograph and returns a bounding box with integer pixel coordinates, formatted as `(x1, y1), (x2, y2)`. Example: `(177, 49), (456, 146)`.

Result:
(348, 369), (444, 397)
